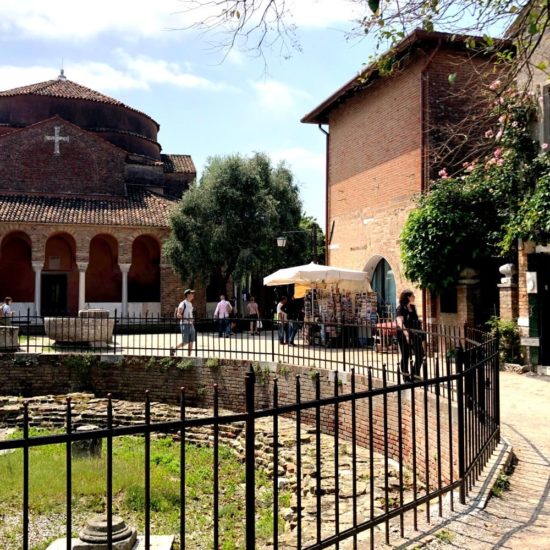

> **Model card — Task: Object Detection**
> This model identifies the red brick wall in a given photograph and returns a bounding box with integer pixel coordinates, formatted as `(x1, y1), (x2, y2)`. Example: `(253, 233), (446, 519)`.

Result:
(326, 57), (424, 302)
(0, 117), (127, 196)
(0, 355), (458, 487)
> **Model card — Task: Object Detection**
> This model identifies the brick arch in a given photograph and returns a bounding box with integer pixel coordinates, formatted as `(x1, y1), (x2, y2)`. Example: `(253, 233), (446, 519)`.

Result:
(0, 231), (34, 302)
(364, 255), (397, 316)
(86, 234), (122, 302)
(129, 234), (161, 302)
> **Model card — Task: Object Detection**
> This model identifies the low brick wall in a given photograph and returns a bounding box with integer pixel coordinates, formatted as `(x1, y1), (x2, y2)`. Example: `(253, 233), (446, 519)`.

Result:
(0, 354), (458, 488)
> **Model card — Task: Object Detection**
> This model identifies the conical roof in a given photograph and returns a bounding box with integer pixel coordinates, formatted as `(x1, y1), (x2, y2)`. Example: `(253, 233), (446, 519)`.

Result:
(0, 73), (158, 127)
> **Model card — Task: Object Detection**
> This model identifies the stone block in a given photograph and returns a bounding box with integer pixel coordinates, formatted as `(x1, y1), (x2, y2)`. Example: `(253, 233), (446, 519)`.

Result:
(44, 317), (114, 346)
(79, 309), (110, 319)
(0, 325), (19, 351)
(72, 425), (102, 458)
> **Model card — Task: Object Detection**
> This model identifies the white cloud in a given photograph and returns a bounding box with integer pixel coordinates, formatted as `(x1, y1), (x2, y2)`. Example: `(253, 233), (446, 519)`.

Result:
(287, 0), (366, 28)
(252, 79), (310, 112)
(0, 51), (233, 93)
(270, 147), (325, 174)
(0, 0), (186, 41)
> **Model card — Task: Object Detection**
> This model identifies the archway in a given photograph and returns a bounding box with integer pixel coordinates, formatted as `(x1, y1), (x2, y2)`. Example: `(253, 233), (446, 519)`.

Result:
(86, 235), (122, 303)
(43, 233), (77, 315)
(0, 232), (34, 304)
(128, 235), (160, 302)
(370, 258), (396, 317)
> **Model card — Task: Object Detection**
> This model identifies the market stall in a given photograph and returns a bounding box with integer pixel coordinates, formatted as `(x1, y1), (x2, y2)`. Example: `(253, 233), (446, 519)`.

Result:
(263, 263), (380, 347)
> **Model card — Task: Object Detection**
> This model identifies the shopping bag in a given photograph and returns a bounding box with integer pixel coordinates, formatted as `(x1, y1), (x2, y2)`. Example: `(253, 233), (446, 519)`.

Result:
(257, 320), (263, 329)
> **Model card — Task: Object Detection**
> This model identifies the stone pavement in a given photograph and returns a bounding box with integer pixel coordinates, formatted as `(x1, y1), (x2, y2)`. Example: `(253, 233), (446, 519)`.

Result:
(401, 371), (550, 549)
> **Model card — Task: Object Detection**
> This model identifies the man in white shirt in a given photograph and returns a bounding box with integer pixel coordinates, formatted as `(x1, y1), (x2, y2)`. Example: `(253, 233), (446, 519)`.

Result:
(171, 289), (195, 356)
(1, 296), (13, 326)
(214, 294), (233, 337)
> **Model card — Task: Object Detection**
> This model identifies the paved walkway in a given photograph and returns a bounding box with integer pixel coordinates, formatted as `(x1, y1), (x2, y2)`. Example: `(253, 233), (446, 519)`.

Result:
(406, 371), (550, 549)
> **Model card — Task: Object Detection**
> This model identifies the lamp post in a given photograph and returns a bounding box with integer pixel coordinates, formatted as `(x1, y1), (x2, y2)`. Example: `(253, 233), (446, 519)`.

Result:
(276, 226), (318, 263)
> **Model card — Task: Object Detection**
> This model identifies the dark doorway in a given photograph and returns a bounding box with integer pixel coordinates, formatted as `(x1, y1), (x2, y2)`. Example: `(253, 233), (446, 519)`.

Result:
(41, 274), (68, 316)
(537, 254), (550, 365)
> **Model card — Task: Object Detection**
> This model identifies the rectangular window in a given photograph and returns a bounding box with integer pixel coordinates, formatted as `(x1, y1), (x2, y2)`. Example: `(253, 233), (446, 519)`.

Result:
(440, 287), (457, 314)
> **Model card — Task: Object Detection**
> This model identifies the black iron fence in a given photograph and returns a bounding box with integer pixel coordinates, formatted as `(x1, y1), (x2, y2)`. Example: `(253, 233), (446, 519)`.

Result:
(0, 323), (500, 549)
(7, 312), (482, 383)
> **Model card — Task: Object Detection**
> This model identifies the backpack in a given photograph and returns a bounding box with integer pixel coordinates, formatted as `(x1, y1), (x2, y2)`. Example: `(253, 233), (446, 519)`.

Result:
(175, 302), (187, 320)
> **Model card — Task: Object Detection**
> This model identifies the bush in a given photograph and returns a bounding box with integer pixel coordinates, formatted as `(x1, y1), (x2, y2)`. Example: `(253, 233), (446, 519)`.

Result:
(487, 317), (522, 364)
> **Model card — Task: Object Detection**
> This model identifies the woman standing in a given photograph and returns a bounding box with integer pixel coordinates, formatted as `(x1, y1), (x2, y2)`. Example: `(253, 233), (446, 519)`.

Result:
(396, 290), (424, 382)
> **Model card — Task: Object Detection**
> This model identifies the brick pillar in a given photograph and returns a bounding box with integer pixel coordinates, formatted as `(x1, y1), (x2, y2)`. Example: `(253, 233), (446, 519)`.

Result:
(498, 263), (518, 321)
(456, 268), (480, 326)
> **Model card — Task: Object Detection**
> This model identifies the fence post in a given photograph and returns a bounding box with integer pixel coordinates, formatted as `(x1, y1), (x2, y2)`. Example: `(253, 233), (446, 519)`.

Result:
(456, 346), (466, 504)
(26, 307), (31, 353)
(245, 369), (256, 550)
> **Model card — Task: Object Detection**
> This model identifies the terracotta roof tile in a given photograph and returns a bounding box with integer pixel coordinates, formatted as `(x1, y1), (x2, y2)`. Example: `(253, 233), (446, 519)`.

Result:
(161, 154), (196, 174)
(0, 186), (176, 228)
(0, 78), (158, 127)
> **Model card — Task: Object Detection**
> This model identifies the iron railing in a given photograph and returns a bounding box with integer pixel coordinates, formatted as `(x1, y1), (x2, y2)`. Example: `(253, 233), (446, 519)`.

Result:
(7, 312), (481, 383)
(0, 325), (500, 549)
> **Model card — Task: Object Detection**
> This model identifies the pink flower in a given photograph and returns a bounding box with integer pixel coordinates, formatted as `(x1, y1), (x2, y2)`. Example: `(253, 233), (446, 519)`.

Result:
(495, 129), (503, 140)
(438, 168), (449, 179)
(494, 147), (502, 158)
(484, 129), (494, 138)
(496, 158), (505, 166)
(465, 163), (475, 172)
(489, 80), (501, 91)
(543, 143), (549, 150)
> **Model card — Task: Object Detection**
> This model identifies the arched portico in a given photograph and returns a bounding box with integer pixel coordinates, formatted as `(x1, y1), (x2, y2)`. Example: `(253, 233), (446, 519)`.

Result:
(0, 232), (34, 312)
(365, 256), (397, 317)
(129, 235), (161, 304)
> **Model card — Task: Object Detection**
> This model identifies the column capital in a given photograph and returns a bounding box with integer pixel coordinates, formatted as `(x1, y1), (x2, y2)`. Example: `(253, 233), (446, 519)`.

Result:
(119, 263), (132, 274)
(77, 262), (89, 272)
(32, 261), (44, 271)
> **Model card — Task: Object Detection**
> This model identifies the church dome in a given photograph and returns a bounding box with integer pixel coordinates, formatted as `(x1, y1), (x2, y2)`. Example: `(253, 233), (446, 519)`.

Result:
(0, 72), (161, 160)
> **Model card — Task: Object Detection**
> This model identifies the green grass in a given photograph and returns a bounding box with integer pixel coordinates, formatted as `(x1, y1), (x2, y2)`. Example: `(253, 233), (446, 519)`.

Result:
(491, 472), (511, 498)
(0, 430), (284, 549)
(435, 529), (454, 544)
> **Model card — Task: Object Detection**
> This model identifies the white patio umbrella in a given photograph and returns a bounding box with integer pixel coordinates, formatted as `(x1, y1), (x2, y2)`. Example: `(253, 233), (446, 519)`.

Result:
(263, 262), (371, 289)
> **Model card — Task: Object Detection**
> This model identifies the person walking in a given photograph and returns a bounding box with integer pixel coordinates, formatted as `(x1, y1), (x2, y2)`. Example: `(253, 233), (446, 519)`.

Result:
(214, 294), (232, 338)
(277, 296), (288, 345)
(171, 289), (196, 356)
(287, 295), (301, 346)
(246, 296), (260, 335)
(0, 296), (14, 325)
(396, 290), (424, 382)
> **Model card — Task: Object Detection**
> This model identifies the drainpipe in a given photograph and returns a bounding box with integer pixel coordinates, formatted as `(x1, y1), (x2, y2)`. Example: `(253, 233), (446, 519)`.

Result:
(420, 39), (442, 325)
(318, 124), (329, 265)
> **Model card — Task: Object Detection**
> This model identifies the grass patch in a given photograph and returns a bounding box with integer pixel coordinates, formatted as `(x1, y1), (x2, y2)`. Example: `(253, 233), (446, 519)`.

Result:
(435, 529), (454, 544)
(491, 472), (511, 498)
(0, 429), (282, 549)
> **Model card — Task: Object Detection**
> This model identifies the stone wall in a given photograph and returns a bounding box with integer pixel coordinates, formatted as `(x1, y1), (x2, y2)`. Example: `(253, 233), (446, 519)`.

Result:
(0, 354), (458, 488)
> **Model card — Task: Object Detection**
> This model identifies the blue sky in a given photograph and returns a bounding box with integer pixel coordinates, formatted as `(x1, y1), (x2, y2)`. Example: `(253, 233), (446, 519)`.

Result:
(0, 0), (380, 227)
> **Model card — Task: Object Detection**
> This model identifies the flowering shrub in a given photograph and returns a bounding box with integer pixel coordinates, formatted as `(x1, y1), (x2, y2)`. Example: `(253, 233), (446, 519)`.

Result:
(401, 85), (550, 290)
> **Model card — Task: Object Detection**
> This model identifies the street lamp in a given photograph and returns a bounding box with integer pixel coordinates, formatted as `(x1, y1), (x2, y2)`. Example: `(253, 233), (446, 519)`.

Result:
(276, 226), (318, 263)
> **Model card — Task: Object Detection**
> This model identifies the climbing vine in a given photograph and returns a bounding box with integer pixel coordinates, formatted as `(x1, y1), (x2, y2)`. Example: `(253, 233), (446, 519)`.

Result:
(401, 84), (550, 290)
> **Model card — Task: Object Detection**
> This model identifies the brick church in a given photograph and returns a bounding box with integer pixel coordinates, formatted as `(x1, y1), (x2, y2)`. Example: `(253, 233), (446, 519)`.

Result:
(0, 71), (195, 317)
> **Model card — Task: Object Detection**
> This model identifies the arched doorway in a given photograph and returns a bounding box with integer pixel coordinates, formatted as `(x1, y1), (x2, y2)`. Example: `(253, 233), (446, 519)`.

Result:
(128, 235), (160, 302)
(0, 231), (34, 304)
(86, 235), (122, 303)
(43, 233), (77, 315)
(371, 258), (396, 317)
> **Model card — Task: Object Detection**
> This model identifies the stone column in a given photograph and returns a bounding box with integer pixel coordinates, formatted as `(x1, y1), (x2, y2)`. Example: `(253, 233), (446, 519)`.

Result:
(119, 263), (131, 317)
(456, 268), (480, 327)
(498, 263), (518, 321)
(77, 262), (88, 312)
(32, 261), (43, 316)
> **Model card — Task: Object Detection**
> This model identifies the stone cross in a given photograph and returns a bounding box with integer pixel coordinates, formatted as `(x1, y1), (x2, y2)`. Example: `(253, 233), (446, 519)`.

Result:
(45, 126), (70, 155)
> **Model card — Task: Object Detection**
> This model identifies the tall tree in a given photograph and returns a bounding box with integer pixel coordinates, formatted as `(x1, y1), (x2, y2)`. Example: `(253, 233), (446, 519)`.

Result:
(164, 152), (317, 288)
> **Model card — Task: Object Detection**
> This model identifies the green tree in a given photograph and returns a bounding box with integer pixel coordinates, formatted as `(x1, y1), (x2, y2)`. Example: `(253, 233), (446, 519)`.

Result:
(164, 153), (318, 287)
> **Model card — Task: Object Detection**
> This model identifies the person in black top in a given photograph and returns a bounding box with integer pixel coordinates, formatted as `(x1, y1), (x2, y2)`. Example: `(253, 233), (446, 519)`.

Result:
(396, 290), (424, 382)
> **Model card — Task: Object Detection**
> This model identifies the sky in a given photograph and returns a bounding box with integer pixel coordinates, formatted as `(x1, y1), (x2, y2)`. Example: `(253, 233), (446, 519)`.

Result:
(0, 0), (382, 228)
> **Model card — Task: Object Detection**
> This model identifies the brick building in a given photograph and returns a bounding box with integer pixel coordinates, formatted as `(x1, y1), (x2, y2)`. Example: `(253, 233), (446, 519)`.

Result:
(0, 72), (196, 317)
(302, 30), (501, 325)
